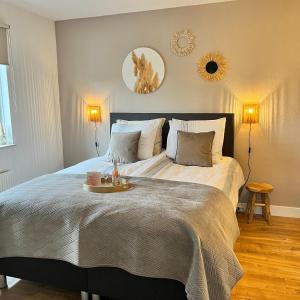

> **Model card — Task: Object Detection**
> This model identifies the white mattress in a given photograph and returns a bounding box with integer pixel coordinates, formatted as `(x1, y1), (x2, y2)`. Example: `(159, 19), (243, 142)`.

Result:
(59, 152), (245, 210)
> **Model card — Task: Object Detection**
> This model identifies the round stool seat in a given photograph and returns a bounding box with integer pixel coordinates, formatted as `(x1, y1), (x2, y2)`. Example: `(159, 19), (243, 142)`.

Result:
(246, 182), (273, 194)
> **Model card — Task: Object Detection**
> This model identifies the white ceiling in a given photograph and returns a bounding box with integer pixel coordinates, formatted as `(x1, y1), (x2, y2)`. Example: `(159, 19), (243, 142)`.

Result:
(1, 0), (234, 21)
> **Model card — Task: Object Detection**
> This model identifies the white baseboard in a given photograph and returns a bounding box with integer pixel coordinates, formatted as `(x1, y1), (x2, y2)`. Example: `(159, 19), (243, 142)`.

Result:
(237, 203), (300, 218)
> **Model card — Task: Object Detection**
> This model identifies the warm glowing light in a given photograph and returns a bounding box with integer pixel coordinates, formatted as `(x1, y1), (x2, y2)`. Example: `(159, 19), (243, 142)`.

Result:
(243, 104), (259, 124)
(87, 106), (101, 123)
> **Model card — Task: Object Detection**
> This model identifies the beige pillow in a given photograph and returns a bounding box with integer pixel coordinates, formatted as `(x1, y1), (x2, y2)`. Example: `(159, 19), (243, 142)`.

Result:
(175, 131), (215, 167)
(117, 118), (166, 155)
(111, 123), (156, 160)
(106, 131), (141, 163)
(152, 118), (166, 155)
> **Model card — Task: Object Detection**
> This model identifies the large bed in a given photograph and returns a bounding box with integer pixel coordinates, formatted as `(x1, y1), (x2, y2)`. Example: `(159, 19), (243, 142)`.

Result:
(0, 113), (244, 300)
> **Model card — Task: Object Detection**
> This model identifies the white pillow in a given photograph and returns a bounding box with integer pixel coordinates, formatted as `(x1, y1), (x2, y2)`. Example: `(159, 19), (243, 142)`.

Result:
(166, 119), (187, 159)
(117, 118), (166, 155)
(110, 122), (157, 160)
(166, 118), (226, 163)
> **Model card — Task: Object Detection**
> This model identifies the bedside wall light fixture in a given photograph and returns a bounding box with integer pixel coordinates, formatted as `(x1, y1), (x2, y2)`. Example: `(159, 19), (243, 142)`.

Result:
(243, 104), (259, 124)
(87, 105), (101, 156)
(87, 106), (101, 123)
(243, 103), (260, 186)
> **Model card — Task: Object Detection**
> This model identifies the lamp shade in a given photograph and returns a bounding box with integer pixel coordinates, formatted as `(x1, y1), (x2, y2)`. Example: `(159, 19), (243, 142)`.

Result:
(243, 104), (259, 124)
(87, 106), (101, 123)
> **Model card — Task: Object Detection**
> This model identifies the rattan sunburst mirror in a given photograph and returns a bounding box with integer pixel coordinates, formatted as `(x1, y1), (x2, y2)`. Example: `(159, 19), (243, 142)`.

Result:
(171, 30), (195, 57)
(198, 52), (227, 81)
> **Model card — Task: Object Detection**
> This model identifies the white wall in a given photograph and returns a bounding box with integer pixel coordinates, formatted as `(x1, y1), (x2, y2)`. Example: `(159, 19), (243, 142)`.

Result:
(0, 2), (63, 189)
(56, 0), (300, 209)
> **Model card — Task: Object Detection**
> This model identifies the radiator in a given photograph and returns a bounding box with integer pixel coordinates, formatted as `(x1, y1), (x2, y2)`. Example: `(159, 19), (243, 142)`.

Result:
(0, 170), (15, 192)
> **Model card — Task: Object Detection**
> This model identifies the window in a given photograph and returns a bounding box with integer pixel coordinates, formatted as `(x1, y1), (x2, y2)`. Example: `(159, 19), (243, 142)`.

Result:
(0, 25), (13, 146)
(0, 64), (13, 145)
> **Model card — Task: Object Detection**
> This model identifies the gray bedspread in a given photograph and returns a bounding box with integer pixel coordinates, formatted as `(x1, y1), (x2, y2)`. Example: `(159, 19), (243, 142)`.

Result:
(0, 174), (243, 300)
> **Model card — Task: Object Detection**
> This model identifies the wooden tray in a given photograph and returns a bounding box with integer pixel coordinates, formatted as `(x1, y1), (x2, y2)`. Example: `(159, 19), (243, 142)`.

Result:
(83, 181), (134, 193)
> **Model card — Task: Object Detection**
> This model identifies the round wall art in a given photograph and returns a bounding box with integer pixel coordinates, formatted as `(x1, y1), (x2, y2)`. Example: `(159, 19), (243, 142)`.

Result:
(198, 52), (227, 81)
(171, 29), (195, 57)
(122, 47), (165, 94)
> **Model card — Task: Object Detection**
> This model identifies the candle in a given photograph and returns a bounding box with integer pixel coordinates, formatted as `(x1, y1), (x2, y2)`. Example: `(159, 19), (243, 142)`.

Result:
(86, 171), (102, 186)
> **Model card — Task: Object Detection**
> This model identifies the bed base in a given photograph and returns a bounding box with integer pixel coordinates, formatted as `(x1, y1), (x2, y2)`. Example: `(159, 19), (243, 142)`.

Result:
(0, 257), (187, 300)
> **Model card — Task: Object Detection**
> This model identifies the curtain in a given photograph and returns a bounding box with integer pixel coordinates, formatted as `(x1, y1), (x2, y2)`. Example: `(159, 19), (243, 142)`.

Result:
(0, 24), (10, 145)
(0, 25), (9, 66)
(0, 121), (6, 145)
(0, 66), (5, 145)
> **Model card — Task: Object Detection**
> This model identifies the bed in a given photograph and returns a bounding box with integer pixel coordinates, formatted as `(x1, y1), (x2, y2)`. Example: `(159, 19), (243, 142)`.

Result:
(0, 113), (244, 300)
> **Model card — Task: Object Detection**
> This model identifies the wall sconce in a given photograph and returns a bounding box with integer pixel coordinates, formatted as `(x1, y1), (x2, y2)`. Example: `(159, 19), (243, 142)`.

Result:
(243, 104), (259, 124)
(242, 103), (260, 187)
(87, 105), (101, 156)
(87, 106), (101, 123)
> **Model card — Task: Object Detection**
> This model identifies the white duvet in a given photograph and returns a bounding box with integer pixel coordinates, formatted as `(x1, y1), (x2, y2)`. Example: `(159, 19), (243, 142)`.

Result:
(59, 152), (244, 210)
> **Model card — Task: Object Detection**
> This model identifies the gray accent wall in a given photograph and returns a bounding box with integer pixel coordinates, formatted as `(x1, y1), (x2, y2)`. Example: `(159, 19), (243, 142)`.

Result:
(56, 0), (300, 209)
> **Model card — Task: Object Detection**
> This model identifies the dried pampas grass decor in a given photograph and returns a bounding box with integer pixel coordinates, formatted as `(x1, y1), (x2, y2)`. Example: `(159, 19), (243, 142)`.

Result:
(131, 51), (159, 94)
(198, 52), (227, 81)
(171, 29), (195, 57)
(122, 47), (165, 94)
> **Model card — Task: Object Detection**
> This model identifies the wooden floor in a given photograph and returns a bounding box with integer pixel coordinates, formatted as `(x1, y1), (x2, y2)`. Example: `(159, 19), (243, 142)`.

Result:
(232, 214), (300, 300)
(0, 214), (299, 300)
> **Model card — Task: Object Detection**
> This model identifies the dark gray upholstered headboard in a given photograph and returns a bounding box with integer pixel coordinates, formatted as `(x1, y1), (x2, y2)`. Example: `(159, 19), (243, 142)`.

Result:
(110, 113), (234, 157)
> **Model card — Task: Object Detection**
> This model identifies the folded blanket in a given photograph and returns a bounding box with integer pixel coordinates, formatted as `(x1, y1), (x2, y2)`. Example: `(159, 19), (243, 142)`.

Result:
(0, 174), (243, 300)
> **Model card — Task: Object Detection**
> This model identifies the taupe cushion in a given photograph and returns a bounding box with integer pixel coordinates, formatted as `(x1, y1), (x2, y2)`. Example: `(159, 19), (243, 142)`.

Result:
(106, 131), (141, 163)
(175, 131), (215, 167)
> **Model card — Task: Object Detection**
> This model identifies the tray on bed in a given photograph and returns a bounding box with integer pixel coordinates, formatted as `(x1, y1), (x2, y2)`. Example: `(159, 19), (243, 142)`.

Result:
(83, 178), (134, 193)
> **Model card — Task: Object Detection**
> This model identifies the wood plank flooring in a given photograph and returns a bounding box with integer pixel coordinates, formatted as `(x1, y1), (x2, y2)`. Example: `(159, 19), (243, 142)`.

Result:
(0, 278), (79, 299)
(232, 214), (300, 300)
(0, 214), (299, 300)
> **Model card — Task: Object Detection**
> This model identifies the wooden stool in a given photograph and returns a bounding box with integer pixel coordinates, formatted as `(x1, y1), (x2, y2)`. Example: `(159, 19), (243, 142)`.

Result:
(246, 182), (273, 224)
